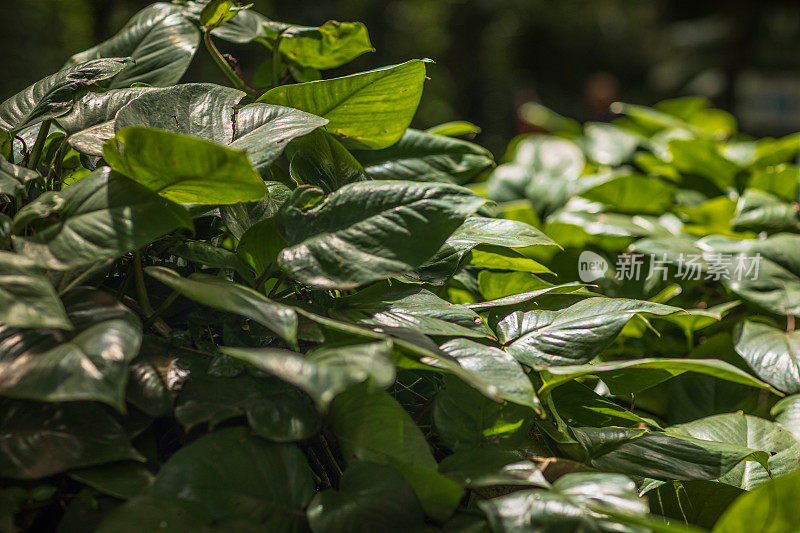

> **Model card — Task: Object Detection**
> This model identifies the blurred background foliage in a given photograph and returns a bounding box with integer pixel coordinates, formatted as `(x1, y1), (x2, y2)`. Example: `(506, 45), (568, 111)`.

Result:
(2, 0), (800, 155)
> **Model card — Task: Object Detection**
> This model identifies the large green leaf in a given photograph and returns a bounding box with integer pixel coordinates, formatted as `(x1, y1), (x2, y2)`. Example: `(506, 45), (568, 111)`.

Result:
(337, 284), (494, 339)
(577, 173), (676, 215)
(353, 128), (494, 183)
(110, 84), (328, 173)
(574, 426), (769, 482)
(174, 353), (320, 442)
(479, 473), (663, 533)
(712, 471), (800, 533)
(668, 138), (740, 191)
(261, 20), (373, 70)
(0, 155), (39, 198)
(0, 251), (71, 329)
(438, 338), (538, 409)
(669, 413), (800, 490)
(98, 427), (314, 531)
(648, 480), (744, 530)
(258, 60), (428, 149)
(0, 400), (142, 479)
(330, 385), (463, 521)
(496, 297), (680, 368)
(13, 168), (192, 270)
(734, 320), (800, 393)
(103, 127), (268, 205)
(432, 375), (535, 451)
(286, 129), (368, 193)
(307, 462), (426, 533)
(539, 357), (775, 396)
(146, 267), (298, 347)
(438, 448), (550, 489)
(407, 216), (556, 284)
(0, 289), (141, 410)
(277, 180), (484, 289)
(0, 58), (129, 132)
(66, 3), (200, 88)
(220, 340), (395, 411)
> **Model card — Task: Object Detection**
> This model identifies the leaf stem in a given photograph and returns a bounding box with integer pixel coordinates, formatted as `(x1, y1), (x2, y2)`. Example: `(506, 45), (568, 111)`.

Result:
(27, 120), (51, 171)
(144, 289), (180, 329)
(134, 250), (155, 317)
(203, 31), (257, 97)
(271, 30), (287, 88)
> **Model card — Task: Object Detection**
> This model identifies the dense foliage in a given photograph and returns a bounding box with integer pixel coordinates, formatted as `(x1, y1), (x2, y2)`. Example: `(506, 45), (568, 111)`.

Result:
(2, 1), (800, 531)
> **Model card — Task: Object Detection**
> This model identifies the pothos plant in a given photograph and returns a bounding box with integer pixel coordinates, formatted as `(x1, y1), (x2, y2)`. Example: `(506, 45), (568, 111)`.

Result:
(0, 1), (797, 532)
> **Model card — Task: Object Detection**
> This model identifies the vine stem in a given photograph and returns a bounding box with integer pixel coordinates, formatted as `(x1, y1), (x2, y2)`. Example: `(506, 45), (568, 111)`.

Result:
(27, 120), (51, 171)
(271, 30), (287, 88)
(133, 251), (154, 317)
(203, 31), (258, 97)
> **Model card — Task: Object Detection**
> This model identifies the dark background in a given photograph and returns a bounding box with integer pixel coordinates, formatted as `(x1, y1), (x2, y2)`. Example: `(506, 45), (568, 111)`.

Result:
(2, 0), (800, 154)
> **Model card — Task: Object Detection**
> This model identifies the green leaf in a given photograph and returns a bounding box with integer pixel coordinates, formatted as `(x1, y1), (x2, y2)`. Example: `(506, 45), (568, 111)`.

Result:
(0, 400), (142, 479)
(439, 338), (538, 409)
(287, 129), (368, 193)
(539, 357), (775, 396)
(426, 121), (481, 137)
(66, 3), (200, 88)
(0, 155), (39, 198)
(668, 138), (740, 191)
(353, 128), (494, 184)
(734, 320), (800, 394)
(236, 218), (286, 274)
(733, 189), (800, 231)
(712, 471), (800, 533)
(0, 58), (129, 132)
(262, 20), (373, 70)
(98, 427), (314, 531)
(467, 246), (552, 274)
(432, 375), (535, 451)
(669, 413), (800, 490)
(69, 462), (155, 500)
(13, 168), (192, 270)
(258, 60), (428, 149)
(221, 181), (292, 240)
(220, 340), (395, 411)
(307, 462), (426, 533)
(200, 0), (251, 31)
(573, 426), (770, 482)
(174, 353), (320, 441)
(468, 282), (588, 311)
(330, 385), (463, 521)
(277, 180), (484, 289)
(438, 448), (550, 488)
(578, 173), (676, 215)
(146, 267), (298, 347)
(337, 284), (494, 339)
(110, 84), (328, 174)
(478, 473), (655, 533)
(104, 126), (268, 205)
(497, 297), (680, 368)
(748, 163), (799, 201)
(0, 289), (142, 410)
(582, 122), (639, 166)
(0, 251), (71, 329)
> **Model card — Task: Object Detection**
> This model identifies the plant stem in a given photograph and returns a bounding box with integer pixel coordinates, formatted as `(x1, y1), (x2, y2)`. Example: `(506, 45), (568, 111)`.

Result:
(144, 289), (180, 329)
(134, 251), (155, 317)
(271, 30), (287, 88)
(203, 31), (257, 97)
(27, 120), (50, 171)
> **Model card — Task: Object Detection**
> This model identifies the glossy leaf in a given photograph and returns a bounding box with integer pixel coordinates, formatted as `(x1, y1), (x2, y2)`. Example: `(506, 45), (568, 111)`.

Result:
(735, 320), (800, 394)
(497, 297), (680, 368)
(277, 180), (484, 289)
(13, 168), (192, 270)
(0, 251), (71, 329)
(66, 3), (200, 88)
(104, 127), (268, 205)
(0, 58), (129, 132)
(146, 267), (298, 347)
(258, 60), (428, 149)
